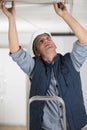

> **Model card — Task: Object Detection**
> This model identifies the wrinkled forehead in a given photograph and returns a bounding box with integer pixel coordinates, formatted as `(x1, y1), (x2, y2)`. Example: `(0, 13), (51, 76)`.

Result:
(33, 33), (51, 44)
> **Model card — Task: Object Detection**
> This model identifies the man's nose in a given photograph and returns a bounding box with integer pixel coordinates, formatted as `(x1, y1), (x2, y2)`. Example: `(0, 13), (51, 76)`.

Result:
(44, 38), (49, 44)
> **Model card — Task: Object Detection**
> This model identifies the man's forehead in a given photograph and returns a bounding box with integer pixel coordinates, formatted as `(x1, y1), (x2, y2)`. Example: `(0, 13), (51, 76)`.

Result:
(34, 33), (50, 43)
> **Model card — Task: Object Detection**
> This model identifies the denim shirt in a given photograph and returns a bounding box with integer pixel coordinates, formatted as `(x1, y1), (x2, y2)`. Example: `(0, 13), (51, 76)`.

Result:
(10, 40), (87, 130)
(10, 40), (87, 75)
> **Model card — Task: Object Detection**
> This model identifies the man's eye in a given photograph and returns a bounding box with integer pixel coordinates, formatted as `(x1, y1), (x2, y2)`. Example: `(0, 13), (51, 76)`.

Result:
(47, 37), (51, 40)
(39, 40), (44, 44)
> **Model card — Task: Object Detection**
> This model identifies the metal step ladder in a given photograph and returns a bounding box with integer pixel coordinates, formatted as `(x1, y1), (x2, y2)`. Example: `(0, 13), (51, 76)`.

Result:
(28, 96), (67, 130)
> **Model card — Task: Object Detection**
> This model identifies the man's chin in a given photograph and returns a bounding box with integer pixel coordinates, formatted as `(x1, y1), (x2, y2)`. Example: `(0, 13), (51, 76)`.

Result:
(47, 46), (56, 51)
(46, 48), (56, 54)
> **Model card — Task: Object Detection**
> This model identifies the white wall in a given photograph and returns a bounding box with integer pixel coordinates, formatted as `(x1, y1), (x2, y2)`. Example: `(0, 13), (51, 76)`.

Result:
(0, 49), (27, 125)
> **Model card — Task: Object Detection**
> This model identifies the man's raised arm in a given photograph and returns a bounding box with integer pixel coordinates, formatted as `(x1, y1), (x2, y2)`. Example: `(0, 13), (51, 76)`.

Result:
(54, 2), (87, 44)
(1, 1), (19, 53)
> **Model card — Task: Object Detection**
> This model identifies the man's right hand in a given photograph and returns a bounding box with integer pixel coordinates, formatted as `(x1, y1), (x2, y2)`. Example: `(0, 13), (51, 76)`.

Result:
(0, 1), (15, 20)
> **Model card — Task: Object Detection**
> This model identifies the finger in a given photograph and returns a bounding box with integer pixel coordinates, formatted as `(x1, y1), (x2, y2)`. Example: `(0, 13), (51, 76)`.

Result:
(12, 1), (15, 8)
(1, 3), (7, 12)
(1, 0), (4, 10)
(1, 1), (9, 15)
(1, 0), (6, 9)
(0, 1), (1, 9)
(53, 2), (59, 11)
(11, 1), (15, 13)
(58, 2), (65, 9)
(54, 2), (65, 10)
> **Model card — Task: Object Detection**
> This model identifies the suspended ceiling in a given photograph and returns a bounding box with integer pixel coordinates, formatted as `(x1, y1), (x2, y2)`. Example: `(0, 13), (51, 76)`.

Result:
(0, 0), (87, 46)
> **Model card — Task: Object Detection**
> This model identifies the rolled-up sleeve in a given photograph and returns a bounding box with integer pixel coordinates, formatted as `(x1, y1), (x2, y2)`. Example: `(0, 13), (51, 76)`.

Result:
(9, 47), (35, 76)
(70, 40), (87, 72)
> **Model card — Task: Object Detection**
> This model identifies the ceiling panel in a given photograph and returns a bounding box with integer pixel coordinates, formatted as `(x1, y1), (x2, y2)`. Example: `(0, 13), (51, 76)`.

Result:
(6, 0), (69, 4)
(0, 0), (87, 32)
(0, 0), (87, 45)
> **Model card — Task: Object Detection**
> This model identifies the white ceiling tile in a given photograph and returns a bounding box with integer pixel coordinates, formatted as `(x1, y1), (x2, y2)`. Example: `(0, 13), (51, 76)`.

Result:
(0, 0), (87, 45)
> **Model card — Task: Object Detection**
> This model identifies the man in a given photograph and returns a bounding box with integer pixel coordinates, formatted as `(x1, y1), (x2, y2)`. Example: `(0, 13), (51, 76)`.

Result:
(1, 1), (87, 130)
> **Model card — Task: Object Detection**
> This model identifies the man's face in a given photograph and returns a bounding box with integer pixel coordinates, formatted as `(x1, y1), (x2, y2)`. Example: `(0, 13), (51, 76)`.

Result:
(34, 33), (57, 57)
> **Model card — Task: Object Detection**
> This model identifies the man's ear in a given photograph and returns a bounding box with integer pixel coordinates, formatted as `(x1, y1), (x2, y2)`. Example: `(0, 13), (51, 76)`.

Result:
(35, 50), (41, 57)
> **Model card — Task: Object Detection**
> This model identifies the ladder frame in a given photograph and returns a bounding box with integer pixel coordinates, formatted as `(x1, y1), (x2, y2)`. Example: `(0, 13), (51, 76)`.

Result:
(28, 96), (67, 130)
